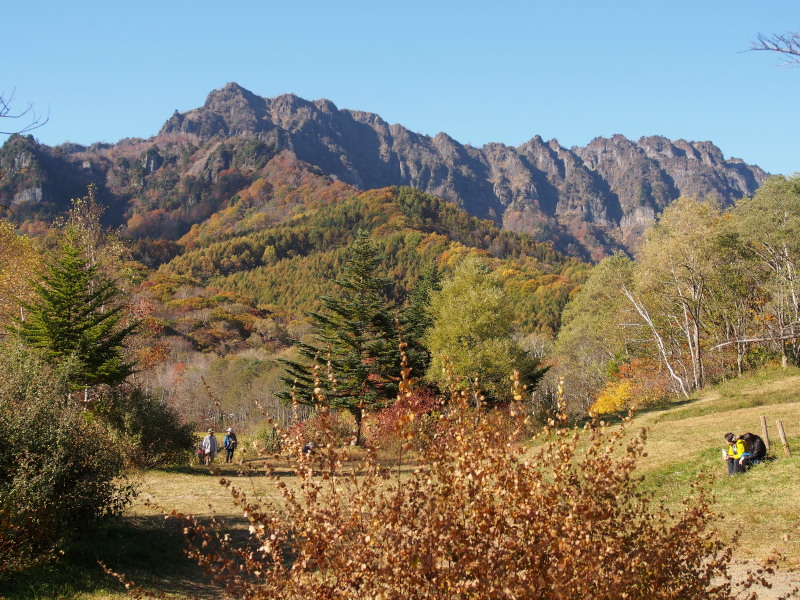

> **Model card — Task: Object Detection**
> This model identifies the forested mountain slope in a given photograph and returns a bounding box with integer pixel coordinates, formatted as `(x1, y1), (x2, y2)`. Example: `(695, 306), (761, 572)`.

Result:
(157, 179), (587, 337)
(136, 177), (588, 428)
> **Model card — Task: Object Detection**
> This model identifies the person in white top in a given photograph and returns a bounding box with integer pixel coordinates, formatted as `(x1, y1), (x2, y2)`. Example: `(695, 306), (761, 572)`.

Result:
(201, 429), (218, 465)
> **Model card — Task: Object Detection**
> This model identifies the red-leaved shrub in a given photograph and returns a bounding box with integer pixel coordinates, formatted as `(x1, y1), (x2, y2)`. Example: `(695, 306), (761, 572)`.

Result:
(365, 385), (440, 450)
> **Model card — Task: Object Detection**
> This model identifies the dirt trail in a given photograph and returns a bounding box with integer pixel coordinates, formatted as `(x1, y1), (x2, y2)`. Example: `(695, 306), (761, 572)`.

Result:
(728, 561), (800, 599)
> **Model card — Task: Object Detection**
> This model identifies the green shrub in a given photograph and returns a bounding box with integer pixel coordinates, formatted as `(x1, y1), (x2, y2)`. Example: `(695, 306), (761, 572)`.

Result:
(0, 345), (132, 575)
(284, 407), (355, 448)
(97, 385), (196, 469)
(255, 423), (281, 453)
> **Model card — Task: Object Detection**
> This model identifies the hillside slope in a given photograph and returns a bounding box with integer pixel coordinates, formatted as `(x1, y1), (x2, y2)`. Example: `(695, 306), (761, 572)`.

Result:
(629, 368), (800, 568)
(155, 181), (588, 336)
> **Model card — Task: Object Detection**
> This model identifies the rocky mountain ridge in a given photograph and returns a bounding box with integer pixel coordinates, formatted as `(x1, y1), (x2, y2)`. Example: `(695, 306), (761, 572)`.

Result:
(161, 83), (770, 257)
(0, 82), (768, 259)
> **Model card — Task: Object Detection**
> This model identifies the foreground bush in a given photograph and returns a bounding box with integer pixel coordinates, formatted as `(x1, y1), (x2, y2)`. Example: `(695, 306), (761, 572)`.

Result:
(138, 382), (782, 600)
(0, 346), (131, 575)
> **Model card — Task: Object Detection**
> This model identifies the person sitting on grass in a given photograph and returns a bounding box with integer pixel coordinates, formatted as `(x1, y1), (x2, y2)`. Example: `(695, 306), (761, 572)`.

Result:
(723, 432), (750, 475)
(738, 432), (767, 464)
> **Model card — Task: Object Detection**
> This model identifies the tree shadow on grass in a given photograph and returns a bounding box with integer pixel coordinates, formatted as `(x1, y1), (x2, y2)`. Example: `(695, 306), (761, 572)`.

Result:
(157, 461), (300, 478)
(0, 515), (221, 600)
(575, 396), (700, 428)
(158, 453), (427, 479)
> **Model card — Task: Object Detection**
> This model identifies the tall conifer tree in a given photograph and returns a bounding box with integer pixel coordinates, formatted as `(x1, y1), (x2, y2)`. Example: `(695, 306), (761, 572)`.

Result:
(400, 263), (441, 379)
(279, 232), (398, 444)
(8, 229), (137, 389)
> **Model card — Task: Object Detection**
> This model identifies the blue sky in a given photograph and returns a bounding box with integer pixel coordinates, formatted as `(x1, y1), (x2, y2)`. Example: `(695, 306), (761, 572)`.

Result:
(4, 1), (799, 175)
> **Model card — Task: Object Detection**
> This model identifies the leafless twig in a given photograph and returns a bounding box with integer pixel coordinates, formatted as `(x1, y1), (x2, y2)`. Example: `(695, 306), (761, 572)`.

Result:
(749, 31), (800, 66)
(0, 89), (49, 134)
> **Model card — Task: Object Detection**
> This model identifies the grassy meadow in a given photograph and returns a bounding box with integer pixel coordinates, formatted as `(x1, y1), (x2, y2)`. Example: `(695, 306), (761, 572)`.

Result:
(634, 368), (800, 566)
(4, 367), (800, 599)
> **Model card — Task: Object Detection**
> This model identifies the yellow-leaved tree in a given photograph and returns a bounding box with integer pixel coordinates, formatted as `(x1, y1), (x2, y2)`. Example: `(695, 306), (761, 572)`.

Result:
(590, 378), (633, 415)
(0, 220), (40, 326)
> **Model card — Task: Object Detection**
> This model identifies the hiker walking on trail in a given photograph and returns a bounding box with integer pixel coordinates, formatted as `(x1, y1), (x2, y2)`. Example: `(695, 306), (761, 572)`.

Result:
(223, 427), (238, 463)
(202, 429), (218, 465)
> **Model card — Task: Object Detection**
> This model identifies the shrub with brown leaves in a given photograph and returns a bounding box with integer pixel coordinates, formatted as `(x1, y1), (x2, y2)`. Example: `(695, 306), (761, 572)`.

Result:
(152, 381), (787, 600)
(365, 385), (441, 451)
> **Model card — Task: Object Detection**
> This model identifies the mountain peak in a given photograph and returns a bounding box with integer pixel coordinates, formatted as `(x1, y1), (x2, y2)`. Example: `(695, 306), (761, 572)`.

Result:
(160, 83), (269, 137)
(203, 83), (264, 115)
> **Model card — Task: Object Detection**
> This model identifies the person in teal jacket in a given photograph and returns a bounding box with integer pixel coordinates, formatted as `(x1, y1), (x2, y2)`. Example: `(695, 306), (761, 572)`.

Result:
(724, 432), (750, 475)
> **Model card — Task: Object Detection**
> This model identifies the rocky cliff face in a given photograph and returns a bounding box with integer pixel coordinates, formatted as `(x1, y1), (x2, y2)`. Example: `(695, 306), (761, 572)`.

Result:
(159, 83), (767, 257)
(2, 83), (769, 259)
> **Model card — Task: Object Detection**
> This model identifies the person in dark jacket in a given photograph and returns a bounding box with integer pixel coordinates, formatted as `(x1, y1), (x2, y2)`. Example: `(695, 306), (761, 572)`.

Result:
(223, 428), (238, 463)
(738, 432), (767, 464)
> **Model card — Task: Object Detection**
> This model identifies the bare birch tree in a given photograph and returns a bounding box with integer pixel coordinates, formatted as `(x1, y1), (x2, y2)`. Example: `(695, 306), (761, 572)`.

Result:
(0, 91), (48, 134)
(730, 175), (800, 366)
(630, 197), (723, 393)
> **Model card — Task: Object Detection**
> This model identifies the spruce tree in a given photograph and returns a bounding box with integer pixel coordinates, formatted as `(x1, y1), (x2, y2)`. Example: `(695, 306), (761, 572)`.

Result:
(8, 230), (137, 389)
(400, 263), (441, 379)
(279, 232), (398, 444)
